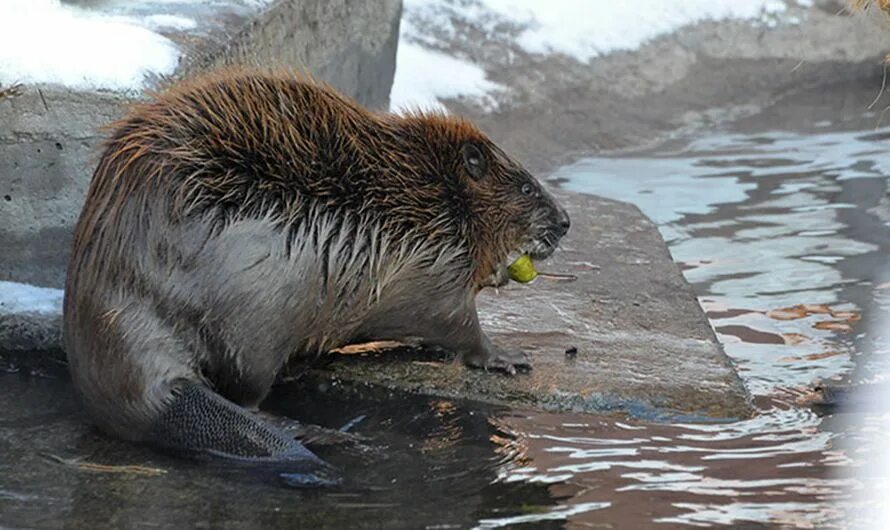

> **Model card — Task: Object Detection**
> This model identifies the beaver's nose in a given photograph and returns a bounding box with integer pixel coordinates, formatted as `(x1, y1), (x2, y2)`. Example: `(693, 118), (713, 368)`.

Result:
(555, 208), (570, 236)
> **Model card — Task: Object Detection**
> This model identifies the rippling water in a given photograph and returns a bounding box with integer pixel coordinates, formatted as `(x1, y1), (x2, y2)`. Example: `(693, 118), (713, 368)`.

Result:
(1, 128), (888, 528)
(531, 128), (890, 527)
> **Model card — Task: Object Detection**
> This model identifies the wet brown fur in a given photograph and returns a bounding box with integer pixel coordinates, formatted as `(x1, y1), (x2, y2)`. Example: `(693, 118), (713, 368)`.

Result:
(75, 68), (542, 290)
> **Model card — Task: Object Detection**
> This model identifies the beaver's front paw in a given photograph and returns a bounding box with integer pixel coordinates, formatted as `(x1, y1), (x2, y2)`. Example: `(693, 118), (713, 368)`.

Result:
(465, 349), (531, 376)
(480, 264), (511, 289)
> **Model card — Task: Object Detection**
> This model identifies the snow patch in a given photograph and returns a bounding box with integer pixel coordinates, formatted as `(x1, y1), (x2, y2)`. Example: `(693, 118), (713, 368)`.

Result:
(390, 41), (503, 112)
(0, 0), (182, 92)
(140, 14), (198, 31)
(0, 281), (63, 316)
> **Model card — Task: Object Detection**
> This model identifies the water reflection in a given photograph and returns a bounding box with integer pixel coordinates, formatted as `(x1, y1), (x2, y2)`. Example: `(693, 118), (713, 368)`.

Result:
(488, 404), (849, 527)
(524, 128), (890, 526)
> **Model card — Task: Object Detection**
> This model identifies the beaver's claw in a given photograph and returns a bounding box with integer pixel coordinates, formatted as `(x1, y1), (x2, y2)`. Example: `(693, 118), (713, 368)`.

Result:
(466, 349), (531, 376)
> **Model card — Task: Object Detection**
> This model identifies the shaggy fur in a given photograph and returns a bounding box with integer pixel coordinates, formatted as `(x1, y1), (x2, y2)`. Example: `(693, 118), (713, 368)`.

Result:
(64, 68), (569, 461)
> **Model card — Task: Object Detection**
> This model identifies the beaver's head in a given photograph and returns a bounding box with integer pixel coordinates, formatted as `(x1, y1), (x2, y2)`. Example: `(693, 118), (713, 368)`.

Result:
(458, 139), (570, 288)
(395, 113), (570, 289)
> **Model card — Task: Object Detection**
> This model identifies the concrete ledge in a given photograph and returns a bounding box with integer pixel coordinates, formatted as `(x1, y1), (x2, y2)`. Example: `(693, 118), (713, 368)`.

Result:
(0, 313), (60, 353)
(296, 191), (752, 420)
(0, 89), (128, 287)
(0, 190), (751, 420)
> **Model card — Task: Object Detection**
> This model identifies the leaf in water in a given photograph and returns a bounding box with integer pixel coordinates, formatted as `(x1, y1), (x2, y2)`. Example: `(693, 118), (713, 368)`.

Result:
(802, 351), (844, 361)
(828, 310), (860, 322)
(767, 305), (809, 320)
(812, 321), (853, 333)
(801, 304), (832, 315)
(782, 333), (810, 345)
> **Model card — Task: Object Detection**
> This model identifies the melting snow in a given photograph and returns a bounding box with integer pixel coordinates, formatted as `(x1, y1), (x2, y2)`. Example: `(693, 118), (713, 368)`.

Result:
(0, 281), (63, 316)
(389, 39), (504, 113)
(475, 0), (787, 61)
(0, 0), (182, 92)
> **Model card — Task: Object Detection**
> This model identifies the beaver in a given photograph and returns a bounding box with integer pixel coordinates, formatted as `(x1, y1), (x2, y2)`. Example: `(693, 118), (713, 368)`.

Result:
(63, 69), (570, 468)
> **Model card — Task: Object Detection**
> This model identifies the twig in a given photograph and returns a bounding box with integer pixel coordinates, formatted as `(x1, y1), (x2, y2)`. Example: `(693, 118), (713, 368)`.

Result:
(42, 453), (167, 476)
(0, 83), (22, 101)
(536, 271), (578, 281)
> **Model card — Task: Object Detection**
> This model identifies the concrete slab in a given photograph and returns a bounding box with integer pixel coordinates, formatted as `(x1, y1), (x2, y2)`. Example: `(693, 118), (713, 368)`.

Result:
(295, 191), (751, 420)
(0, 189), (752, 420)
(0, 0), (400, 288)
(0, 89), (129, 287)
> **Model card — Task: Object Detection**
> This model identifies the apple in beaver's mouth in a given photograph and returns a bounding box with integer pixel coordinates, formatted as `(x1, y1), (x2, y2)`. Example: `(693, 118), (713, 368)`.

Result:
(507, 254), (538, 283)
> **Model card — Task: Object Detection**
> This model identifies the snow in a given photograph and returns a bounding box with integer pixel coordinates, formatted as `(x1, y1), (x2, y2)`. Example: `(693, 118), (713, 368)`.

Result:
(392, 0), (791, 109)
(0, 281), (63, 316)
(477, 0), (788, 61)
(0, 0), (182, 92)
(389, 40), (503, 112)
(139, 14), (198, 32)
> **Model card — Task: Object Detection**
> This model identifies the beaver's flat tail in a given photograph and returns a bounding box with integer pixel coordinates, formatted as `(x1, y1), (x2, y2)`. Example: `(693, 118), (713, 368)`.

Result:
(149, 379), (323, 466)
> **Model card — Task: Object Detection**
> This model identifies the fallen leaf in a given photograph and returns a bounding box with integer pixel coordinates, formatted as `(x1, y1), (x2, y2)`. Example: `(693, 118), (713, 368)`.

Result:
(333, 341), (404, 354)
(44, 454), (166, 476)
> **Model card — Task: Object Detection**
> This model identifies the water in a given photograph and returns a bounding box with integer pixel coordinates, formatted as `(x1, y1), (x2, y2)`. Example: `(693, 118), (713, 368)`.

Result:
(548, 128), (890, 527)
(2, 127), (889, 528)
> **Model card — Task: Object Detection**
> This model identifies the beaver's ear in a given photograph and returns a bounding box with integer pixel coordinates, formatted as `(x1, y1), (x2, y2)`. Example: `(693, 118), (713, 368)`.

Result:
(461, 143), (488, 180)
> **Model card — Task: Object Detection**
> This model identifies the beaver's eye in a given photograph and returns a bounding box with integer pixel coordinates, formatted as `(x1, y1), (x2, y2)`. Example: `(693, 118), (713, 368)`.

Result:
(521, 183), (535, 196)
(461, 143), (487, 180)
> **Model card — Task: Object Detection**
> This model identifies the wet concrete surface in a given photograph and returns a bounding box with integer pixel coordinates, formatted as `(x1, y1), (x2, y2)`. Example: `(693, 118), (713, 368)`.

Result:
(302, 190), (751, 420)
(0, 186), (752, 419)
(0, 369), (531, 530)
